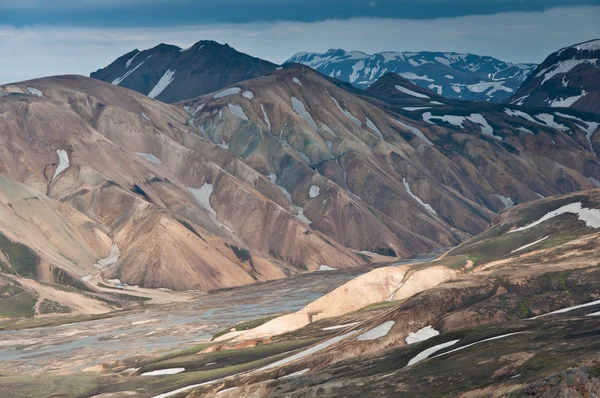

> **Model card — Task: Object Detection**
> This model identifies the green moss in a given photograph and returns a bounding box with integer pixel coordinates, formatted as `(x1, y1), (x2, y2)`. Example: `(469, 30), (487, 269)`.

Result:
(0, 232), (39, 278)
(0, 288), (37, 318)
(38, 299), (72, 315)
(0, 373), (101, 398)
(356, 252), (372, 263)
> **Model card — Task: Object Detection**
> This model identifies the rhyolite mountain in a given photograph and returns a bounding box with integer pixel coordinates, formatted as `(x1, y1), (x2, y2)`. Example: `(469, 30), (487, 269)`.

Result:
(91, 40), (278, 103)
(508, 39), (600, 114)
(190, 188), (600, 398)
(1, 57), (600, 295)
(286, 49), (536, 102)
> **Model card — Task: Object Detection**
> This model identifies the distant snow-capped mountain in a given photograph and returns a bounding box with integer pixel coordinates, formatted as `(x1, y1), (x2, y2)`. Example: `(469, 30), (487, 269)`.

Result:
(91, 40), (278, 103)
(507, 39), (600, 114)
(286, 49), (536, 103)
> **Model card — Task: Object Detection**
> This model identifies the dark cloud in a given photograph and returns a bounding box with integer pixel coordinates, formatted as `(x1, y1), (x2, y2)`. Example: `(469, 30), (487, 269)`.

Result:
(1, 0), (596, 27)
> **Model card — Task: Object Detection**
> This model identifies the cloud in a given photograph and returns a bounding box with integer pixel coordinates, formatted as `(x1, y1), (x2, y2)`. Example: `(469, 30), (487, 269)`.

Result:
(0, 6), (598, 84)
(0, 0), (595, 25)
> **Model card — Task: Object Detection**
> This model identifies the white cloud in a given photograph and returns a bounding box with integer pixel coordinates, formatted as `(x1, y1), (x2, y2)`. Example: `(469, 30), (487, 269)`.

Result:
(0, 6), (598, 84)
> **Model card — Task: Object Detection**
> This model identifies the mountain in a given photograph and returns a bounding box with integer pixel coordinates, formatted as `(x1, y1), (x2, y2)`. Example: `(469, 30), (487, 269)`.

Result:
(286, 49), (536, 102)
(507, 39), (600, 114)
(183, 64), (600, 260)
(2, 61), (600, 297)
(178, 189), (600, 397)
(90, 40), (278, 103)
(0, 75), (363, 297)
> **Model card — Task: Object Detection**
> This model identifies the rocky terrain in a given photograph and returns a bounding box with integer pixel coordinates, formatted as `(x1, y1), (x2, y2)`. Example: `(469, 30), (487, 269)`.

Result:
(287, 48), (536, 102)
(91, 40), (277, 103)
(1, 54), (600, 302)
(3, 189), (600, 397)
(508, 39), (600, 114)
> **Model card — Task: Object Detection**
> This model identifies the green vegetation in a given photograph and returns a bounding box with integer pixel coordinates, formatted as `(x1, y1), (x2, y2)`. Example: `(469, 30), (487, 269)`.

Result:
(139, 337), (320, 373)
(0, 232), (39, 278)
(227, 243), (252, 263)
(212, 314), (281, 340)
(51, 267), (93, 292)
(358, 298), (407, 313)
(0, 286), (37, 318)
(38, 299), (72, 315)
(0, 312), (116, 331)
(356, 252), (372, 263)
(0, 373), (102, 398)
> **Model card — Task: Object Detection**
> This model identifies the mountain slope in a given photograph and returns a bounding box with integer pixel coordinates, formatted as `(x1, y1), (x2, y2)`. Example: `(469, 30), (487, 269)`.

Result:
(2, 61), (600, 294)
(508, 39), (600, 114)
(183, 64), (600, 252)
(91, 40), (278, 103)
(287, 49), (536, 102)
(186, 189), (600, 398)
(0, 75), (362, 292)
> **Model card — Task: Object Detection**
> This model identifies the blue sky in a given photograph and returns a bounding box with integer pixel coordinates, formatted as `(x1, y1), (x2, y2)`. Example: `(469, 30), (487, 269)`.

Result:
(0, 1), (599, 83)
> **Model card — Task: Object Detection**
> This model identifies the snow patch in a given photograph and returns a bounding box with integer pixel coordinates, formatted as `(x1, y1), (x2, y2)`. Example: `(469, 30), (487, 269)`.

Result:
(142, 368), (185, 376)
(188, 184), (217, 219)
(309, 185), (320, 198)
(331, 96), (362, 126)
(508, 202), (600, 234)
(213, 87), (241, 98)
(141, 112), (151, 121)
(407, 340), (460, 366)
(125, 52), (139, 68)
(148, 69), (176, 99)
(405, 326), (440, 345)
(279, 369), (310, 379)
(404, 178), (437, 215)
(393, 119), (433, 146)
(52, 149), (70, 180)
(260, 103), (271, 131)
(535, 113), (569, 131)
(291, 97), (318, 131)
(398, 72), (434, 82)
(539, 58), (598, 85)
(356, 321), (395, 341)
(241, 90), (254, 100)
(395, 85), (430, 99)
(218, 141), (229, 150)
(428, 83), (443, 95)
(227, 103), (248, 120)
(112, 61), (144, 85)
(26, 87), (43, 97)
(403, 107), (432, 111)
(431, 332), (523, 359)
(550, 90), (587, 108)
(494, 194), (514, 209)
(318, 264), (337, 271)
(322, 322), (358, 331)
(258, 330), (360, 371)
(135, 152), (161, 164)
(292, 77), (303, 86)
(511, 236), (549, 253)
(365, 117), (383, 139)
(94, 244), (120, 269)
(530, 299), (600, 319)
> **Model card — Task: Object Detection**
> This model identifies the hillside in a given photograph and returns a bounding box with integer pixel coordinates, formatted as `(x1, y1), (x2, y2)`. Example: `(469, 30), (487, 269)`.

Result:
(508, 39), (600, 114)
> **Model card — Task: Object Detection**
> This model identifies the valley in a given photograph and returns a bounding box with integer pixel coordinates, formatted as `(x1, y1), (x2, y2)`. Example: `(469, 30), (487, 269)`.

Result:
(0, 24), (599, 398)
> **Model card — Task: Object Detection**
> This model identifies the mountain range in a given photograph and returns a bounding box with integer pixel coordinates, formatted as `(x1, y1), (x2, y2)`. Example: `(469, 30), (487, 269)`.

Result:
(1, 36), (600, 398)
(286, 48), (537, 103)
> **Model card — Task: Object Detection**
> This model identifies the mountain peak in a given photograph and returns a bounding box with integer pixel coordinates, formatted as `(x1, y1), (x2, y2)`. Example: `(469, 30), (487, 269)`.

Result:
(90, 39), (276, 102)
(286, 49), (536, 103)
